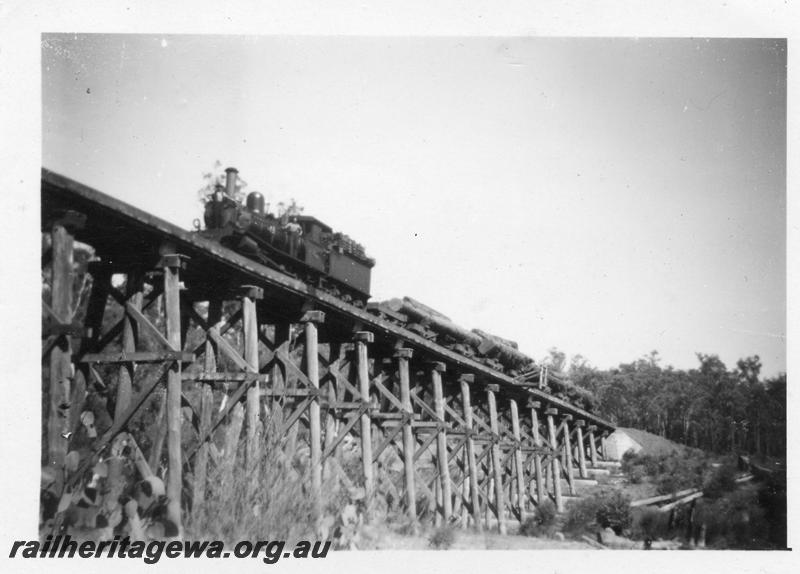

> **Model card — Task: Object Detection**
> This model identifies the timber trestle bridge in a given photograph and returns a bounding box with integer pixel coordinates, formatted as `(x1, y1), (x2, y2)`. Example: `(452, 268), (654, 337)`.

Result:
(41, 168), (615, 538)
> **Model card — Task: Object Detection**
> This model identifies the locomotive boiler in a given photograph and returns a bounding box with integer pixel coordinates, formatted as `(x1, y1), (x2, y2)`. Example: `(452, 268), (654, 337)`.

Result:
(198, 167), (375, 304)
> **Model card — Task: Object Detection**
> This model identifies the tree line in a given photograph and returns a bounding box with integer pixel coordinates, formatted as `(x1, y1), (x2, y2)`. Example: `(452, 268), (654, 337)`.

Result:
(544, 350), (786, 457)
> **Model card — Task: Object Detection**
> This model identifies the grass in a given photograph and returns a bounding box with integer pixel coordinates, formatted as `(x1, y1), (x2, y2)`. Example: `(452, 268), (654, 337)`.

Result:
(428, 525), (457, 549)
(185, 413), (353, 545)
(519, 500), (558, 538)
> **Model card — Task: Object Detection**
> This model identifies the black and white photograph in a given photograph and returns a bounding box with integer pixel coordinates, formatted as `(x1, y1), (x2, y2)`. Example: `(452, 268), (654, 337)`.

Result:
(1, 1), (797, 572)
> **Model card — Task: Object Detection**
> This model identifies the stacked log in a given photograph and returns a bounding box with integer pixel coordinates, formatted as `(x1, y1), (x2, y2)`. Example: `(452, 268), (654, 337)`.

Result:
(376, 297), (534, 372)
(371, 296), (598, 411)
(471, 328), (519, 350)
(380, 297), (482, 347)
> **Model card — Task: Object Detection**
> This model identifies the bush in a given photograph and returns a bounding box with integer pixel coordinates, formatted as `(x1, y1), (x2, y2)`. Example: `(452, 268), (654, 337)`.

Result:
(563, 490), (633, 537)
(392, 517), (418, 536)
(563, 495), (604, 536)
(703, 464), (737, 500)
(622, 449), (710, 494)
(758, 472), (787, 548)
(535, 499), (558, 528)
(696, 488), (770, 549)
(642, 455), (660, 476)
(428, 525), (457, 549)
(655, 471), (696, 495)
(631, 507), (669, 540)
(620, 449), (640, 475)
(653, 452), (707, 495)
(518, 516), (539, 537)
(595, 490), (633, 534)
(520, 500), (558, 538)
(628, 466), (646, 484)
(621, 451), (659, 483)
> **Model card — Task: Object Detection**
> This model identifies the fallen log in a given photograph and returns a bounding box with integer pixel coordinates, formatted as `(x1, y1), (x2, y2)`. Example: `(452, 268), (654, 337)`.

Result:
(631, 488), (696, 508)
(659, 490), (704, 512)
(636, 473), (754, 512)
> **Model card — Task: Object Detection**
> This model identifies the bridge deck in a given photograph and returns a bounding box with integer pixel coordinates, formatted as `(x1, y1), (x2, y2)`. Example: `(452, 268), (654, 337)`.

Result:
(42, 168), (614, 432)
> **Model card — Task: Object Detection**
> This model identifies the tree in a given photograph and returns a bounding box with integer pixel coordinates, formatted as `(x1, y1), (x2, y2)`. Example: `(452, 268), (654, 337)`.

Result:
(543, 347), (567, 373)
(762, 374), (786, 457)
(196, 161), (248, 206)
(574, 350), (785, 456)
(736, 356), (762, 385)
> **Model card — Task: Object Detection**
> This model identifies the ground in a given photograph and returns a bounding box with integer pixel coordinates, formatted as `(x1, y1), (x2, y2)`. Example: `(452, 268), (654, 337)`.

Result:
(352, 522), (594, 550)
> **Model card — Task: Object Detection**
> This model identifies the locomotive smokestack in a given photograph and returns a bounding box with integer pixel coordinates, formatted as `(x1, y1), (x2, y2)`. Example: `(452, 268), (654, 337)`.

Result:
(224, 167), (238, 197)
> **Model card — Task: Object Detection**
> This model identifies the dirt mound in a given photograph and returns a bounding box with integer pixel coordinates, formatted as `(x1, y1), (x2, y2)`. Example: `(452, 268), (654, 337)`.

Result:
(618, 427), (690, 457)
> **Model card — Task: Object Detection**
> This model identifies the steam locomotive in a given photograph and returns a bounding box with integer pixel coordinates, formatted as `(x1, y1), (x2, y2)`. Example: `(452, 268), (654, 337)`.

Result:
(197, 167), (375, 304)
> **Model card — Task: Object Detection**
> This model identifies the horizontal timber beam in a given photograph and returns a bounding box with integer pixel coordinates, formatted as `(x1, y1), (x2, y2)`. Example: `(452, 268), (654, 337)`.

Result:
(80, 351), (195, 364)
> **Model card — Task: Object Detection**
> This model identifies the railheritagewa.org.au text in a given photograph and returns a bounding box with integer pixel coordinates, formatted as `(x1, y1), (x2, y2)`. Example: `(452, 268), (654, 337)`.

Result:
(10, 535), (330, 564)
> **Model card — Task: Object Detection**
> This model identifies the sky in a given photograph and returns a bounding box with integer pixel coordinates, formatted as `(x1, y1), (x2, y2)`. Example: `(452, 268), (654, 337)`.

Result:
(41, 34), (787, 377)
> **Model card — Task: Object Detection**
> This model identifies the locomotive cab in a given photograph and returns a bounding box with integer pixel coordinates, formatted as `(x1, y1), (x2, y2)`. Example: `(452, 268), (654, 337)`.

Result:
(295, 215), (331, 244)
